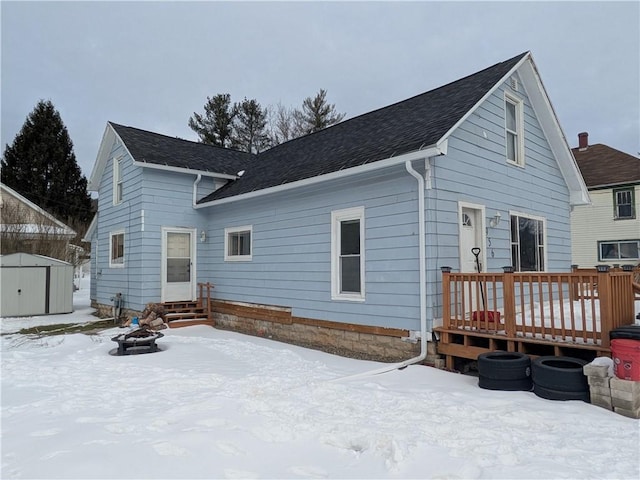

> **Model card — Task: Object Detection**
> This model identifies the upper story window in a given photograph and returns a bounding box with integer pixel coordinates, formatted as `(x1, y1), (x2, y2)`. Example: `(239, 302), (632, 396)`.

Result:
(510, 213), (545, 272)
(110, 231), (125, 267)
(505, 93), (524, 167)
(614, 187), (635, 220)
(113, 157), (123, 205)
(331, 206), (365, 301)
(224, 226), (252, 261)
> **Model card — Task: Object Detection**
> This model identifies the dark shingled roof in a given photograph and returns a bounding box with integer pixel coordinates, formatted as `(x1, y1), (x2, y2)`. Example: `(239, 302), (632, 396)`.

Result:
(110, 123), (255, 177)
(201, 52), (527, 203)
(571, 144), (640, 188)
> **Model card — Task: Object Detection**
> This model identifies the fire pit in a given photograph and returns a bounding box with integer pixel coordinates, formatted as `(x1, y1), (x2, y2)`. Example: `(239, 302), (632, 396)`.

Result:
(111, 327), (164, 356)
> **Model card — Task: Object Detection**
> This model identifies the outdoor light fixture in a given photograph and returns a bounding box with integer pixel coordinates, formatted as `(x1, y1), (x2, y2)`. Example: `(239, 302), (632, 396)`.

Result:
(200, 230), (206, 243)
(489, 211), (502, 228)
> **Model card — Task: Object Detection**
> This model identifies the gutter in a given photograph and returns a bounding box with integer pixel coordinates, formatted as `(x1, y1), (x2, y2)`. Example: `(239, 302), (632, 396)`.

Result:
(195, 144), (446, 209)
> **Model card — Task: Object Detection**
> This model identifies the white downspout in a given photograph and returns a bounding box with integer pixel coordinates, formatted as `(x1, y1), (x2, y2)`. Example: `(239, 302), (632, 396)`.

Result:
(330, 159), (429, 382)
(193, 174), (202, 207)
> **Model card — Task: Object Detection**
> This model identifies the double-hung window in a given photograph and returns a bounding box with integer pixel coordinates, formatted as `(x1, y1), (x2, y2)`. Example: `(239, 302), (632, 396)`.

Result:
(331, 206), (365, 301)
(510, 213), (545, 271)
(613, 187), (635, 219)
(110, 231), (125, 267)
(505, 93), (524, 166)
(225, 226), (252, 261)
(113, 157), (123, 205)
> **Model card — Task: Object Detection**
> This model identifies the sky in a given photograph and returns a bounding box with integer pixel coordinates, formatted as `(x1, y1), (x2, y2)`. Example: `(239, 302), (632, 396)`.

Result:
(1, 1), (639, 182)
(2, 277), (639, 479)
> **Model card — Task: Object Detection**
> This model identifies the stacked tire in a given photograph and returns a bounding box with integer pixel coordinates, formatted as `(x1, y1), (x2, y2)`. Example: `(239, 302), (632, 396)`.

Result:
(477, 352), (532, 391)
(531, 356), (589, 402)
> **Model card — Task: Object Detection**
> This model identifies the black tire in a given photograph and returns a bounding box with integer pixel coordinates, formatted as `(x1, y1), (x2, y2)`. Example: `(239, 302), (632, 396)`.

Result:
(533, 383), (590, 402)
(477, 352), (531, 381)
(531, 356), (588, 391)
(479, 375), (532, 391)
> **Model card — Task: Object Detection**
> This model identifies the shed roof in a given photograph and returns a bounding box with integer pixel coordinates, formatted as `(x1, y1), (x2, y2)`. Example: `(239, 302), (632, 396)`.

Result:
(0, 252), (72, 267)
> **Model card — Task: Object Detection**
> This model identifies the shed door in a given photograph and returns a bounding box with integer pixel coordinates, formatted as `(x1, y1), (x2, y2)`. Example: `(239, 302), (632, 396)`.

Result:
(161, 228), (196, 302)
(0, 267), (47, 317)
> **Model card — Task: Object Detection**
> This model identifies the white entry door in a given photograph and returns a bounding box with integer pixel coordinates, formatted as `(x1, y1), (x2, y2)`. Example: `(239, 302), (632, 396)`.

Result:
(459, 206), (484, 314)
(162, 228), (196, 302)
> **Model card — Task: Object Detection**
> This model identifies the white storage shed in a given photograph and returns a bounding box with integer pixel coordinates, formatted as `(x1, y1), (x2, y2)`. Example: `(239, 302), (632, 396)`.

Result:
(0, 253), (74, 317)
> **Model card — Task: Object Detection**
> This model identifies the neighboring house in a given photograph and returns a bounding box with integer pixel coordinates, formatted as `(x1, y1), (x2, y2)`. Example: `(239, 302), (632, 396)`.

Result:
(87, 51), (589, 361)
(570, 133), (640, 268)
(0, 182), (77, 261)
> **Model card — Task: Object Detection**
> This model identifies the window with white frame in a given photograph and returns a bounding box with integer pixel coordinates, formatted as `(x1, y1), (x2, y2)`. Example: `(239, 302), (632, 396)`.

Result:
(113, 157), (123, 204)
(510, 213), (545, 271)
(331, 206), (365, 301)
(613, 187), (635, 219)
(224, 226), (252, 261)
(505, 93), (524, 166)
(598, 240), (640, 261)
(109, 231), (125, 267)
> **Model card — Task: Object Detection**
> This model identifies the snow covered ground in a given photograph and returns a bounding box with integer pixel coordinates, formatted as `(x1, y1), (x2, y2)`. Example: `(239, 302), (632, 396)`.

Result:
(2, 279), (639, 479)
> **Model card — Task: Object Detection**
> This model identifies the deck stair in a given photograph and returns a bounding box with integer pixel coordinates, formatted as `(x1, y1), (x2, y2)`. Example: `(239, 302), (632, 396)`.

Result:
(162, 301), (214, 329)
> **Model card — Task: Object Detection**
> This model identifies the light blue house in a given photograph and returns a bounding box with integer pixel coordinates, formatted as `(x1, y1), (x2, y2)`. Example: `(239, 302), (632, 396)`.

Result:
(87, 52), (589, 361)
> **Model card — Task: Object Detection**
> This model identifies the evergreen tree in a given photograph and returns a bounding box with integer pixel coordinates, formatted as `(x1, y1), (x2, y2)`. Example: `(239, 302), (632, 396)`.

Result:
(188, 94), (236, 147)
(1, 100), (93, 225)
(232, 98), (271, 154)
(297, 89), (345, 134)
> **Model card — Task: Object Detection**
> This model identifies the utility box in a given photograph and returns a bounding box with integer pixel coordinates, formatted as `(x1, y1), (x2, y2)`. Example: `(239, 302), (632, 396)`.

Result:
(0, 253), (74, 317)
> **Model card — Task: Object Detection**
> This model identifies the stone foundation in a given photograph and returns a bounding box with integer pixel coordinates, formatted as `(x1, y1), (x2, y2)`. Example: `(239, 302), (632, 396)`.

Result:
(212, 300), (439, 364)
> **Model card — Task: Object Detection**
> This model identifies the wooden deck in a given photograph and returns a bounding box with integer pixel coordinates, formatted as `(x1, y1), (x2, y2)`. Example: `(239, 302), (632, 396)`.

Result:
(435, 265), (639, 370)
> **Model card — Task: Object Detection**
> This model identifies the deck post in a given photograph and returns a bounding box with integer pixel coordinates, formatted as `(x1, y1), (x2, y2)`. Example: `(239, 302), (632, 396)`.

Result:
(596, 265), (612, 348)
(502, 266), (516, 337)
(441, 267), (452, 329)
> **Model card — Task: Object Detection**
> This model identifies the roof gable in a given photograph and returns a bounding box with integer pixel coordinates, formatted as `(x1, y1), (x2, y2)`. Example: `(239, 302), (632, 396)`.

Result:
(571, 144), (640, 188)
(88, 123), (254, 191)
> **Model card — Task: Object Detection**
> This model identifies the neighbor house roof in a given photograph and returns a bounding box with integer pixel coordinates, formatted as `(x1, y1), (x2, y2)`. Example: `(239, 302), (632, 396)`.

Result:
(0, 183), (76, 237)
(571, 144), (640, 189)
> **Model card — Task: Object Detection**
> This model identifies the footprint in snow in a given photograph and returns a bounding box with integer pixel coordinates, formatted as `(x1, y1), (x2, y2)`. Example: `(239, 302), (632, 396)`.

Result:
(39, 450), (72, 460)
(215, 441), (245, 456)
(105, 423), (136, 434)
(224, 468), (259, 479)
(152, 441), (190, 457)
(30, 428), (61, 437)
(289, 465), (328, 478)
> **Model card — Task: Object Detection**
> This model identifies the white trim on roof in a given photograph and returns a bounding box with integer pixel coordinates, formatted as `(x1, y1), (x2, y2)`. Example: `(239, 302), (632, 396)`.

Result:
(0, 183), (76, 236)
(88, 123), (238, 191)
(195, 143), (446, 208)
(82, 214), (97, 242)
(131, 160), (238, 180)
